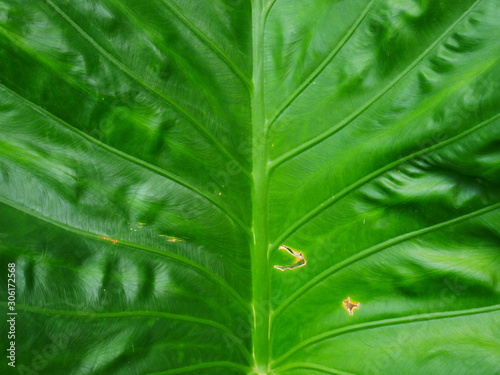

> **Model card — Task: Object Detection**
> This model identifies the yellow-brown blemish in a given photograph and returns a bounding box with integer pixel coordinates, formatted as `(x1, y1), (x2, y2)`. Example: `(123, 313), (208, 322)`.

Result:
(274, 245), (307, 271)
(342, 296), (360, 315)
(159, 235), (185, 243)
(99, 236), (118, 244)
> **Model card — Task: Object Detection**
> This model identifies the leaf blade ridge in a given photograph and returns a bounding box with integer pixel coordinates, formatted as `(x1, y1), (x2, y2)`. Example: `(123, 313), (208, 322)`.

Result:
(272, 202), (500, 321)
(273, 304), (500, 367)
(269, 0), (484, 170)
(42, 0), (250, 179)
(0, 197), (251, 313)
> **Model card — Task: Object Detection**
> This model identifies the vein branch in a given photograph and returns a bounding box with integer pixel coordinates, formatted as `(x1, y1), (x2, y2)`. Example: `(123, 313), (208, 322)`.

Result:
(0, 83), (250, 236)
(43, 0), (250, 180)
(266, 0), (376, 131)
(270, 112), (500, 249)
(272, 202), (500, 321)
(274, 362), (358, 375)
(273, 304), (500, 367)
(0, 198), (251, 313)
(160, 0), (251, 88)
(147, 361), (251, 375)
(269, 0), (482, 171)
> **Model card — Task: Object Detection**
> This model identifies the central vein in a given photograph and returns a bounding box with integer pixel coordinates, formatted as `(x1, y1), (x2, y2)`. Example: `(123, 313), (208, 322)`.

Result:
(250, 0), (270, 373)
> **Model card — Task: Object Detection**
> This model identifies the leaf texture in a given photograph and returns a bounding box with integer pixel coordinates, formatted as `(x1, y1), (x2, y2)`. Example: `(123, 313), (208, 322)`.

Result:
(0, 0), (499, 374)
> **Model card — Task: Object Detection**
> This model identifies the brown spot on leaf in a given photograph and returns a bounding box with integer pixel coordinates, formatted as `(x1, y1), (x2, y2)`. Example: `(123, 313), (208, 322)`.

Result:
(343, 296), (360, 315)
(274, 245), (307, 271)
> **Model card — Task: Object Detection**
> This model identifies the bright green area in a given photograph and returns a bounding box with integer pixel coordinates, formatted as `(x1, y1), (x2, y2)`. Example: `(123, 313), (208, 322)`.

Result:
(0, 0), (499, 374)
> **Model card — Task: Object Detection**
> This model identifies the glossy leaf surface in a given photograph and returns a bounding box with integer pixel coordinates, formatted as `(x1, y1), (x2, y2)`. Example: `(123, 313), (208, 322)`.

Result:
(1, 0), (499, 374)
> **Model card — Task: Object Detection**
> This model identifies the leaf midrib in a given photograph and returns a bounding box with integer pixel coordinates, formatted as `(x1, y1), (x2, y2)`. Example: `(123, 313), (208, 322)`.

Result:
(250, 0), (271, 373)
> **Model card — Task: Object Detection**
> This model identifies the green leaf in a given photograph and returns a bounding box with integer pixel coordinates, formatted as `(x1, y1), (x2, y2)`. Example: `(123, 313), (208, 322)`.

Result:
(1, 0), (499, 374)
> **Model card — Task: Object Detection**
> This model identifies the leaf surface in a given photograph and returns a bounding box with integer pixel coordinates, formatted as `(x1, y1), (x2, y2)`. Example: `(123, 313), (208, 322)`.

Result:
(0, 0), (499, 374)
